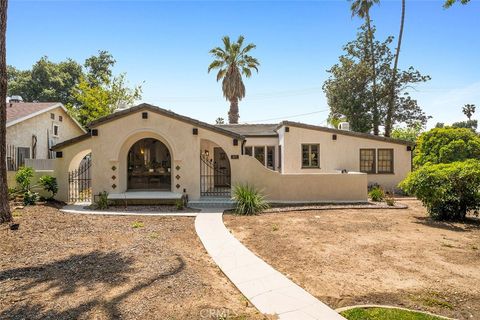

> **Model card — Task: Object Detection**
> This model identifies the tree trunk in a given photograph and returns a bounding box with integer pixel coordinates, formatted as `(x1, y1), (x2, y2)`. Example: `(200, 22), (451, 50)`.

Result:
(365, 10), (379, 136)
(384, 0), (405, 137)
(0, 0), (11, 224)
(228, 97), (239, 124)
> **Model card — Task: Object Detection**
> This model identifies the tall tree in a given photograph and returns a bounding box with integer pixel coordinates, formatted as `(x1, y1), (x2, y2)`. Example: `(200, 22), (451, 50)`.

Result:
(444, 0), (470, 8)
(350, 0), (380, 135)
(384, 0), (406, 137)
(462, 104), (476, 120)
(324, 24), (430, 134)
(208, 35), (259, 124)
(0, 0), (12, 224)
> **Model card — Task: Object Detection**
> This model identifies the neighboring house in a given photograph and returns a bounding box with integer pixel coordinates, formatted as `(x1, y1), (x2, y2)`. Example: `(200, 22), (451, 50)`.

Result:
(52, 104), (413, 204)
(6, 102), (86, 171)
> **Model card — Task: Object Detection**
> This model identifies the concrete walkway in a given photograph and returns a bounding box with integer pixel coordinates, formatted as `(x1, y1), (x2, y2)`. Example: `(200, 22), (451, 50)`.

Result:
(195, 209), (345, 320)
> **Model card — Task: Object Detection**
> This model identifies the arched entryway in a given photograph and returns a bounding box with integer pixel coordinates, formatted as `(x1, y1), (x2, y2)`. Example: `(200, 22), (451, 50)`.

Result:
(68, 150), (92, 203)
(127, 138), (171, 190)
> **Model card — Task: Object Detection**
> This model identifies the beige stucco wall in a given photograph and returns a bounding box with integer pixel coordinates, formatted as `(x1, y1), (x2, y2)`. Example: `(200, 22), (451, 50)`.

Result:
(231, 156), (367, 202)
(7, 106), (85, 160)
(279, 125), (412, 191)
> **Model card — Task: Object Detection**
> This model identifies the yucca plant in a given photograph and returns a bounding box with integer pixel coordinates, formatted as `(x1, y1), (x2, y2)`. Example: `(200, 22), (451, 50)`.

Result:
(232, 184), (269, 215)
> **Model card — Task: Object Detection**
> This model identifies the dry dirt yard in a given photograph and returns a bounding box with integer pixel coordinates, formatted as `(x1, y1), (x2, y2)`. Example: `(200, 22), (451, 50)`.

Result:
(0, 204), (267, 320)
(224, 200), (480, 320)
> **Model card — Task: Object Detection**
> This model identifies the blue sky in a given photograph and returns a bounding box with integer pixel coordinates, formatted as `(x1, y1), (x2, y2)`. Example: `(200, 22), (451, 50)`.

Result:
(7, 0), (480, 127)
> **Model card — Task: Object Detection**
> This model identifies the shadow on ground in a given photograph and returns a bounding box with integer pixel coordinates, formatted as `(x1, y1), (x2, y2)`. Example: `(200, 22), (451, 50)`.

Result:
(0, 250), (185, 319)
(414, 216), (480, 233)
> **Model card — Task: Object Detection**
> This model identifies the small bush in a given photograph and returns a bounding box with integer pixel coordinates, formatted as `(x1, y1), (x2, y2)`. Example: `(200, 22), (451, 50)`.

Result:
(385, 193), (396, 206)
(23, 190), (38, 206)
(400, 159), (480, 220)
(368, 186), (385, 202)
(175, 199), (184, 210)
(15, 167), (34, 192)
(232, 184), (269, 215)
(39, 175), (58, 200)
(95, 191), (110, 210)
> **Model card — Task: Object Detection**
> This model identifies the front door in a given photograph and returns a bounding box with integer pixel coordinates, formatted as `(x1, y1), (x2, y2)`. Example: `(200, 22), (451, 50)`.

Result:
(127, 138), (171, 190)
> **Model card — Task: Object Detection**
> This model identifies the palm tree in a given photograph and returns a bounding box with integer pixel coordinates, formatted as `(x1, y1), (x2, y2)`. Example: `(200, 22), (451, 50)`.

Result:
(385, 0), (406, 137)
(208, 36), (259, 124)
(462, 104), (476, 120)
(350, 0), (380, 135)
(0, 0), (11, 224)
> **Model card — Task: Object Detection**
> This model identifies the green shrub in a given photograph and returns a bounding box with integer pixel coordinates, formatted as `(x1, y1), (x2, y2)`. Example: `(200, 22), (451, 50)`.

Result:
(23, 190), (38, 206)
(414, 127), (480, 167)
(232, 184), (269, 215)
(400, 159), (480, 220)
(368, 186), (385, 202)
(385, 193), (396, 206)
(39, 175), (58, 200)
(175, 199), (184, 210)
(95, 191), (110, 210)
(15, 167), (34, 192)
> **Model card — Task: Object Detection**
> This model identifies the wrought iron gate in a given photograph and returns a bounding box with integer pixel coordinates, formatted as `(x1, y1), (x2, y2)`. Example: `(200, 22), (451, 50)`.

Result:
(200, 154), (231, 197)
(68, 157), (92, 203)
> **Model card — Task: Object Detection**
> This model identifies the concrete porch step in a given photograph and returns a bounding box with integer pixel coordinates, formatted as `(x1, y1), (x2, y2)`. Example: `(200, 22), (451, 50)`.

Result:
(108, 191), (183, 205)
(189, 197), (235, 209)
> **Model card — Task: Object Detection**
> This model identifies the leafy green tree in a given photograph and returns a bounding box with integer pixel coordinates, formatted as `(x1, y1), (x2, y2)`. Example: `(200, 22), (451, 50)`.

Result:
(7, 57), (83, 105)
(84, 50), (116, 86)
(324, 24), (429, 134)
(350, 0), (380, 135)
(444, 0), (470, 8)
(452, 119), (478, 131)
(414, 127), (480, 167)
(215, 117), (225, 124)
(69, 73), (141, 127)
(208, 35), (260, 124)
(390, 122), (424, 143)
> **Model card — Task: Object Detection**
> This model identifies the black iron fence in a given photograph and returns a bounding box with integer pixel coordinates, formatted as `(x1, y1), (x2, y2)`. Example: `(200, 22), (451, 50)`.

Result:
(68, 157), (92, 203)
(200, 155), (231, 197)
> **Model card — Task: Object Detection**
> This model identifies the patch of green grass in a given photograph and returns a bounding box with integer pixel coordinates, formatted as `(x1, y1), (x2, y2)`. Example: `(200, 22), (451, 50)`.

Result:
(272, 224), (279, 232)
(422, 297), (454, 310)
(341, 307), (445, 320)
(12, 211), (22, 217)
(131, 221), (144, 228)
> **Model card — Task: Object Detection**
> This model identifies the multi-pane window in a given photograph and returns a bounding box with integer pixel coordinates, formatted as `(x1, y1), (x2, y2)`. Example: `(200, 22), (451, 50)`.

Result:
(301, 144), (319, 168)
(59, 115), (63, 122)
(244, 146), (252, 156)
(266, 146), (275, 170)
(50, 113), (55, 120)
(377, 149), (394, 173)
(360, 149), (376, 173)
(254, 146), (265, 165)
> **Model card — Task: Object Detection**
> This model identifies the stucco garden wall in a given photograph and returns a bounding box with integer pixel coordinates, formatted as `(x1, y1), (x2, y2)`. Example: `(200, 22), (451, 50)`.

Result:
(279, 125), (412, 191)
(7, 106), (85, 160)
(231, 156), (368, 202)
(7, 170), (56, 198)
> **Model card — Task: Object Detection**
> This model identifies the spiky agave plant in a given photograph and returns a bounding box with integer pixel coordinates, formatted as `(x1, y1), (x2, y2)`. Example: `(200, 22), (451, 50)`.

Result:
(232, 184), (269, 215)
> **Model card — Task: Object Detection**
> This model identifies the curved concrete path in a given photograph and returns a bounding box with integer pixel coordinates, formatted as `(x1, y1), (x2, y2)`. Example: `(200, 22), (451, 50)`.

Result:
(195, 209), (345, 320)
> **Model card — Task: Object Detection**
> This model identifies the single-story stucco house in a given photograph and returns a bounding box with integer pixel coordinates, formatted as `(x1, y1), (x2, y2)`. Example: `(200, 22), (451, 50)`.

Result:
(51, 103), (413, 204)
